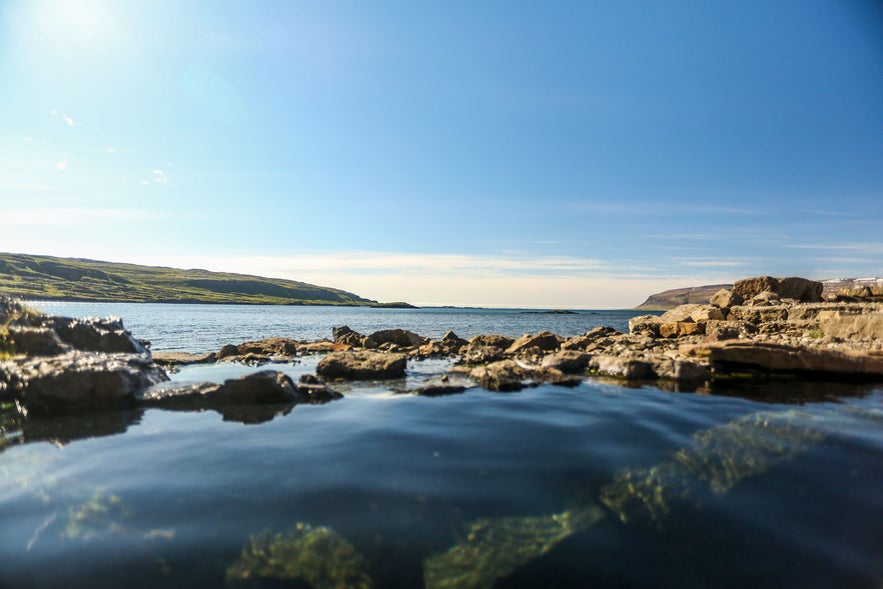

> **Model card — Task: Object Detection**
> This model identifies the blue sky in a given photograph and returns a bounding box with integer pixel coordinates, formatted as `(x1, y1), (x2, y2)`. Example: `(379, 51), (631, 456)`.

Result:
(1, 1), (881, 307)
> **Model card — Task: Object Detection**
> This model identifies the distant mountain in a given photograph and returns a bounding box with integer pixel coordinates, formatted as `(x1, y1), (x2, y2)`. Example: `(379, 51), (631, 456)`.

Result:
(635, 277), (883, 310)
(0, 252), (414, 307)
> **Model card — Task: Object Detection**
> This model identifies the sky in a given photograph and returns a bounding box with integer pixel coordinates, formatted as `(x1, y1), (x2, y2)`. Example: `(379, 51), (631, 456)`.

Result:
(1, 0), (881, 308)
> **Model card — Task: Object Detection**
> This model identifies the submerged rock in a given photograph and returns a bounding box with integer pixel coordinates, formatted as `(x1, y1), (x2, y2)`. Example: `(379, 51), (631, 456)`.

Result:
(226, 523), (373, 589)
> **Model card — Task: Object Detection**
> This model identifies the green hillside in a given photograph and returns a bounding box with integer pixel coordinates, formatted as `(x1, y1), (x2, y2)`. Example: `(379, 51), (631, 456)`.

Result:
(0, 253), (412, 307)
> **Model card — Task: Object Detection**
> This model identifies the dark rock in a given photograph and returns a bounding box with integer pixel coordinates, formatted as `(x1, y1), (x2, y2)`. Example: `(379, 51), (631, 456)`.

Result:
(236, 338), (300, 357)
(316, 351), (407, 380)
(468, 334), (515, 349)
(41, 316), (149, 354)
(629, 315), (663, 338)
(367, 329), (427, 348)
(6, 326), (68, 356)
(295, 374), (343, 403)
(213, 371), (299, 404)
(411, 384), (468, 397)
(5, 351), (168, 416)
(217, 344), (240, 359)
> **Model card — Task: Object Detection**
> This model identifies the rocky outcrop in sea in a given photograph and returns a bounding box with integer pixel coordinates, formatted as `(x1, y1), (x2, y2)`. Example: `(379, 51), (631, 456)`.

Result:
(2, 276), (881, 417)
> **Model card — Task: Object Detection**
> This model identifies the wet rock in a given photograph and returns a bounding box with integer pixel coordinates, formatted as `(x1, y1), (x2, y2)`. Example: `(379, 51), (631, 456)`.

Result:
(217, 344), (240, 359)
(648, 355), (709, 383)
(506, 331), (561, 355)
(296, 374), (343, 403)
(541, 350), (591, 373)
(4, 351), (168, 416)
(139, 370), (299, 405)
(316, 350), (407, 380)
(734, 276), (823, 303)
(411, 383), (468, 397)
(710, 288), (744, 309)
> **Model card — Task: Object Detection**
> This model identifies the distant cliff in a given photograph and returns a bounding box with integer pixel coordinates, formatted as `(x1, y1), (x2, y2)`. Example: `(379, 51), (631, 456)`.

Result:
(634, 284), (732, 310)
(635, 277), (883, 310)
(0, 252), (415, 307)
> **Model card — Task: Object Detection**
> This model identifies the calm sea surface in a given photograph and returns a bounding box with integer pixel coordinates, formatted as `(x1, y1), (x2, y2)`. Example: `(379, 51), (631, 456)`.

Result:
(1, 303), (881, 588)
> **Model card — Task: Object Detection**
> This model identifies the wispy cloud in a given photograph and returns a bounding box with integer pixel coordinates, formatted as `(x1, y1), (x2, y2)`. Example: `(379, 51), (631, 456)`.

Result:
(787, 243), (883, 255)
(3, 208), (161, 226)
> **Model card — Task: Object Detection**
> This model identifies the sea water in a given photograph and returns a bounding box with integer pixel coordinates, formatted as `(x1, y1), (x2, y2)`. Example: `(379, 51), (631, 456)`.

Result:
(0, 303), (880, 588)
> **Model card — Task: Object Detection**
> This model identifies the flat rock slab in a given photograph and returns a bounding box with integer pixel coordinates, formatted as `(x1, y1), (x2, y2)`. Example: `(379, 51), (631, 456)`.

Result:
(316, 351), (407, 380)
(682, 341), (883, 376)
(152, 351), (217, 366)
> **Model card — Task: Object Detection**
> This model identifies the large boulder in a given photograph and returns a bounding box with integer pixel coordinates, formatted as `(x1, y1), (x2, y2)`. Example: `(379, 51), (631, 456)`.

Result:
(733, 276), (823, 302)
(709, 289), (744, 309)
(316, 351), (407, 379)
(470, 360), (530, 391)
(629, 315), (663, 337)
(3, 351), (168, 415)
(40, 316), (149, 354)
(541, 350), (591, 373)
(589, 354), (655, 380)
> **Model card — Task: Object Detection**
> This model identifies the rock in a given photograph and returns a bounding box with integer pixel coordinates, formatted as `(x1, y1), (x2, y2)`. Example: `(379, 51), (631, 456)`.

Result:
(217, 344), (240, 359)
(295, 374), (343, 403)
(236, 338), (301, 357)
(647, 355), (709, 383)
(40, 316), (149, 354)
(213, 371), (299, 404)
(299, 341), (337, 354)
(661, 304), (725, 323)
(541, 350), (591, 373)
(152, 351), (217, 366)
(6, 326), (68, 356)
(316, 351), (407, 380)
(821, 313), (883, 341)
(460, 345), (506, 364)
(710, 289), (744, 309)
(705, 320), (755, 341)
(468, 334), (515, 349)
(367, 329), (426, 348)
(505, 331), (561, 355)
(659, 322), (705, 338)
(469, 360), (529, 392)
(629, 315), (663, 338)
(727, 305), (789, 324)
(681, 341), (883, 376)
(733, 276), (823, 303)
(332, 326), (366, 347)
(411, 383), (468, 397)
(4, 351), (168, 416)
(332, 325), (356, 342)
(588, 355), (655, 380)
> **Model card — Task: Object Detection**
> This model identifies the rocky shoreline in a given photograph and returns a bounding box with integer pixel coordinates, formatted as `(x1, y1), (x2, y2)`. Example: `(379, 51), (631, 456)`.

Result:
(2, 276), (881, 421)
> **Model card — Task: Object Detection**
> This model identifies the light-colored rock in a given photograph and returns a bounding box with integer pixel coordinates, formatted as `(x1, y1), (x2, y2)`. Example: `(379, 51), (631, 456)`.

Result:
(821, 313), (883, 341)
(681, 341), (883, 375)
(316, 350), (407, 380)
(505, 331), (561, 355)
(629, 315), (663, 337)
(470, 360), (530, 391)
(709, 289), (744, 309)
(659, 322), (705, 338)
(541, 350), (591, 373)
(589, 355), (655, 380)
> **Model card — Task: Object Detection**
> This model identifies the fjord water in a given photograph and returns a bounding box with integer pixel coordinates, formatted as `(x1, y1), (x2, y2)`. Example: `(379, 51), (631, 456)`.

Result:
(1, 304), (881, 588)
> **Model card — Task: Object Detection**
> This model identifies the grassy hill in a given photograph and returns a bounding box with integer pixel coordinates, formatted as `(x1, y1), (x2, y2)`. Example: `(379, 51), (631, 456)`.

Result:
(0, 253), (412, 307)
